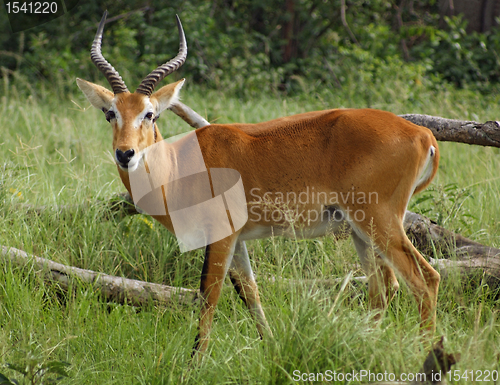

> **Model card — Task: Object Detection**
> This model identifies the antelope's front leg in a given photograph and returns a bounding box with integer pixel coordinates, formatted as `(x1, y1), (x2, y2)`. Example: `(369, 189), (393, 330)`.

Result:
(193, 234), (238, 356)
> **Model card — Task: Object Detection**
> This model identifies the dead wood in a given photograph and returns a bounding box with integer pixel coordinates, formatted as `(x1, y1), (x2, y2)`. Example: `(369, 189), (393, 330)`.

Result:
(11, 190), (500, 293)
(400, 114), (500, 148)
(404, 211), (500, 288)
(168, 102), (210, 129)
(0, 245), (198, 307)
(169, 103), (500, 149)
(107, 192), (500, 290)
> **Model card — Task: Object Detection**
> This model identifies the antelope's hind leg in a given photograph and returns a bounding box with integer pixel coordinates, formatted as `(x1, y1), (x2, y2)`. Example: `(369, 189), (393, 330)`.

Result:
(228, 240), (272, 339)
(351, 231), (400, 318)
(354, 216), (440, 332)
(384, 228), (440, 331)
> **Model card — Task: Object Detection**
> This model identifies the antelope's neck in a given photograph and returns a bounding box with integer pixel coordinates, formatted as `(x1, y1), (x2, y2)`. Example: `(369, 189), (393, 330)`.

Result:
(117, 167), (132, 196)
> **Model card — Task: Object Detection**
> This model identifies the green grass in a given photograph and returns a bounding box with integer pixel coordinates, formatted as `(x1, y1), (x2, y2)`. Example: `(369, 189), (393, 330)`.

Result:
(1, 79), (500, 384)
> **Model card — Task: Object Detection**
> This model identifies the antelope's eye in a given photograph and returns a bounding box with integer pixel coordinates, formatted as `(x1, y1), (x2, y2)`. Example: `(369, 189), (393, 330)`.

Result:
(145, 112), (154, 120)
(105, 110), (116, 122)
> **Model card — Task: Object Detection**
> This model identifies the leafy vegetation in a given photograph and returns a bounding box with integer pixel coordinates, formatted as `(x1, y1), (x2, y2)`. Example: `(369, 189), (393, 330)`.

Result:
(0, 339), (70, 385)
(2, 0), (500, 97)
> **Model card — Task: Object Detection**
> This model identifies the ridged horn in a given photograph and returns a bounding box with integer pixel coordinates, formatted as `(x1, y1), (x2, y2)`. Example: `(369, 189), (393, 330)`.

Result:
(90, 11), (129, 94)
(136, 15), (187, 97)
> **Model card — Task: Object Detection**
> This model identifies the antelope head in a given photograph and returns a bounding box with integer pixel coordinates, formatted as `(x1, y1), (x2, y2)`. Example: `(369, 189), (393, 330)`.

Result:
(77, 11), (186, 173)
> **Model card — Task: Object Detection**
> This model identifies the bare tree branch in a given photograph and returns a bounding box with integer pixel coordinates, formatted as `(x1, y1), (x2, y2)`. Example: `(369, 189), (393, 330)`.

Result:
(400, 114), (500, 148)
(340, 0), (359, 45)
(0, 246), (198, 307)
(168, 102), (210, 129)
(169, 102), (500, 149)
(107, 192), (500, 289)
(395, 0), (410, 61)
(404, 211), (500, 288)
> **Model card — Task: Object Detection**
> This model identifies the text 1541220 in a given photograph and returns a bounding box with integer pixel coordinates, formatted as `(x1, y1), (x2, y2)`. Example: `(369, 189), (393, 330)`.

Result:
(5, 2), (58, 13)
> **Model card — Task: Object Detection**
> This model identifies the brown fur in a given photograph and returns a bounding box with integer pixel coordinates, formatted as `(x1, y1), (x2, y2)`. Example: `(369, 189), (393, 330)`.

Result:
(77, 78), (440, 359)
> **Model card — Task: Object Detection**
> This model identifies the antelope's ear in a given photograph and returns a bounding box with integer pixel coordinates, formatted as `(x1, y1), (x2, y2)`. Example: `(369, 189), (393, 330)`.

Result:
(150, 79), (185, 115)
(76, 78), (114, 112)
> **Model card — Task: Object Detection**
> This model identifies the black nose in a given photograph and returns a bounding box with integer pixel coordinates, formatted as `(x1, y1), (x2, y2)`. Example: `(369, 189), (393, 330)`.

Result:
(115, 148), (135, 166)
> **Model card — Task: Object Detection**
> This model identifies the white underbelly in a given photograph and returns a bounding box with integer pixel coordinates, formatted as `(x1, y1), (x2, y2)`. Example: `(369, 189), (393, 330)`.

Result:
(239, 217), (349, 241)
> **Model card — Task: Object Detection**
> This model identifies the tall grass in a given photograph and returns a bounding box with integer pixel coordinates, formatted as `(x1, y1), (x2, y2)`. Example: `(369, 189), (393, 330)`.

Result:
(0, 78), (499, 384)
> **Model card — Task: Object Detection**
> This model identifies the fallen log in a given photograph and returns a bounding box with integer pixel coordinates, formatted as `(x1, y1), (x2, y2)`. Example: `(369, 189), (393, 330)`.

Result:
(0, 245), (198, 307)
(0, 249), (461, 383)
(11, 190), (500, 292)
(404, 211), (500, 287)
(106, 192), (500, 290)
(168, 102), (500, 149)
(3, 199), (500, 308)
(399, 114), (500, 148)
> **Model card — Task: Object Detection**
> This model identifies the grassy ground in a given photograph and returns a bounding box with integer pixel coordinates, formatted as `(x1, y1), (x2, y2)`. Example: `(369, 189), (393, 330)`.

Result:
(1, 78), (500, 384)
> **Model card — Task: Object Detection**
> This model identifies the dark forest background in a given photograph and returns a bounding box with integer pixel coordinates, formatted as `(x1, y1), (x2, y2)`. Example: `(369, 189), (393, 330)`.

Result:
(1, 0), (500, 96)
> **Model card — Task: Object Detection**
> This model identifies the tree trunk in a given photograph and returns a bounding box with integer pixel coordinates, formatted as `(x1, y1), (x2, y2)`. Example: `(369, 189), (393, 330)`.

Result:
(107, 192), (500, 290)
(404, 211), (500, 288)
(0, 245), (198, 307)
(439, 0), (500, 32)
(399, 114), (500, 148)
(169, 103), (500, 149)
(282, 0), (296, 64)
(3, 194), (500, 308)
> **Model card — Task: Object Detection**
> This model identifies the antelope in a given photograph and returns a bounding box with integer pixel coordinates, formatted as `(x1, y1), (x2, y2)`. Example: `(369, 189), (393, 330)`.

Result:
(77, 12), (440, 357)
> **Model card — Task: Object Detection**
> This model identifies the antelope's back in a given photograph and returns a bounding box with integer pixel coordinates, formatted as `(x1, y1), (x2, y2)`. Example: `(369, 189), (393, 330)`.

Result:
(194, 108), (437, 187)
